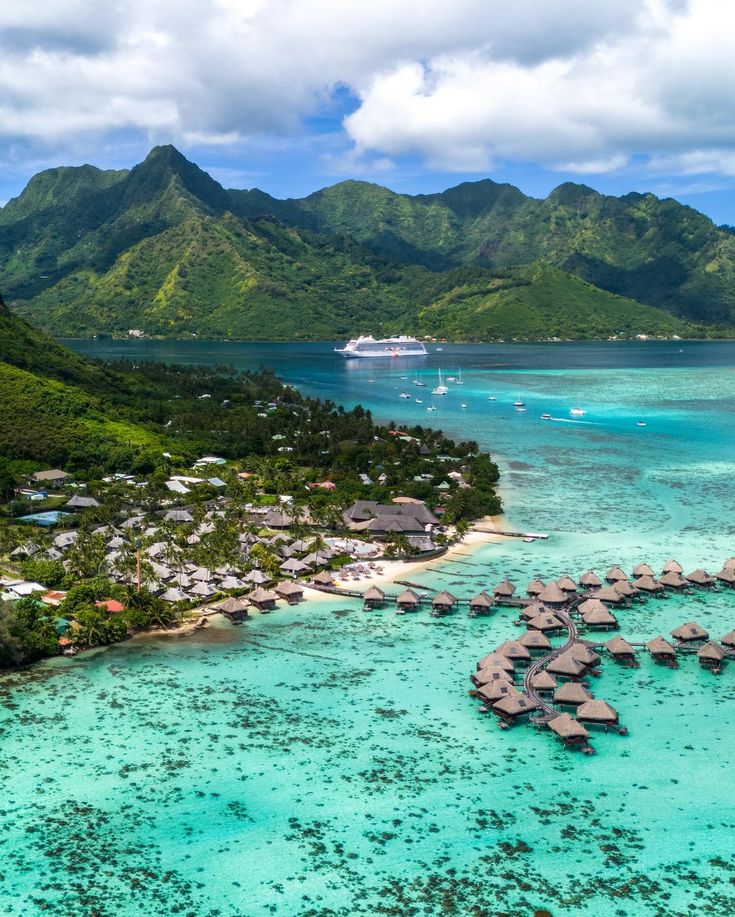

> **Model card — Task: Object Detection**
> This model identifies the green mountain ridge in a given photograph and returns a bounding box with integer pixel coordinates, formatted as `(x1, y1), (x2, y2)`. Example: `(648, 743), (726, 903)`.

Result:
(0, 145), (728, 339)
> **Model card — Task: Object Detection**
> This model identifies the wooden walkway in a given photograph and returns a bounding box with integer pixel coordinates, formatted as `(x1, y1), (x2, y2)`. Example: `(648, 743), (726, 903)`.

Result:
(524, 602), (580, 721)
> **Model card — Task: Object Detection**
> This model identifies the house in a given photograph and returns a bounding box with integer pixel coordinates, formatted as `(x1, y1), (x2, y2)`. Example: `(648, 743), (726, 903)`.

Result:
(343, 500), (438, 536)
(66, 495), (100, 509)
(31, 469), (70, 488)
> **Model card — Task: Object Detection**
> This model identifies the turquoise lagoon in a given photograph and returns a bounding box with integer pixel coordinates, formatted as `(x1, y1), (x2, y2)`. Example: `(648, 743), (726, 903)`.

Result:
(3, 341), (735, 915)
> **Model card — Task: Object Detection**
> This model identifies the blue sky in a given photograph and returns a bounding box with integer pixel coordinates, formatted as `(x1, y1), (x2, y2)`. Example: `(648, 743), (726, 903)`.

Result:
(2, 0), (735, 225)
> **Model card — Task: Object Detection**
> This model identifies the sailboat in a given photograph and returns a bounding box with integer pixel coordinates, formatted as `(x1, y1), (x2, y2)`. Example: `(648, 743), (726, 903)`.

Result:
(432, 369), (448, 395)
(454, 367), (465, 385)
(413, 371), (425, 387)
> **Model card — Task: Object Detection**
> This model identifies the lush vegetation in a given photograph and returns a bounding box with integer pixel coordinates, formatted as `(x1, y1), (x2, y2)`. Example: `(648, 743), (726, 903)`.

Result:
(0, 145), (724, 340)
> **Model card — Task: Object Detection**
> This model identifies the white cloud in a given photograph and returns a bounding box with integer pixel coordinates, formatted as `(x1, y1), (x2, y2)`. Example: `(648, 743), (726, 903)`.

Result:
(1, 0), (735, 178)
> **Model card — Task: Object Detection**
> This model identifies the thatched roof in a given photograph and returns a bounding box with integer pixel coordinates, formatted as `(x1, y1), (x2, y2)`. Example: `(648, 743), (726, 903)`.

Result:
(546, 652), (587, 678)
(548, 713), (589, 740)
(469, 591), (494, 607)
(613, 580), (636, 597)
(477, 652), (515, 672)
(646, 635), (676, 656)
(495, 640), (531, 661)
(554, 681), (592, 705)
(520, 601), (545, 620)
(476, 681), (519, 703)
(633, 574), (664, 592)
(537, 582), (567, 604)
(215, 596), (249, 614)
(432, 590), (457, 606)
(578, 598), (609, 616)
(579, 570), (602, 587)
(576, 700), (619, 723)
(605, 636), (635, 657)
(671, 621), (709, 642)
(658, 570), (688, 589)
(248, 587), (278, 604)
(363, 586), (386, 601)
(606, 565), (628, 582)
(493, 579), (516, 597)
(716, 567), (735, 584)
(568, 643), (601, 666)
(473, 667), (512, 686)
(529, 670), (557, 691)
(685, 568), (715, 586)
(492, 692), (540, 717)
(397, 588), (420, 605)
(275, 580), (304, 597)
(526, 578), (545, 596)
(581, 604), (618, 627)
(698, 641), (724, 662)
(632, 562), (654, 577)
(594, 586), (625, 603)
(518, 630), (551, 651)
(557, 576), (578, 593)
(720, 630), (735, 648)
(527, 612), (565, 632)
(662, 559), (683, 574)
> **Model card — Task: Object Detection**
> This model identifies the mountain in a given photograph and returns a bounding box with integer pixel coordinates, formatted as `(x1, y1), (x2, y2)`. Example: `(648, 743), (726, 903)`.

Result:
(0, 145), (724, 339)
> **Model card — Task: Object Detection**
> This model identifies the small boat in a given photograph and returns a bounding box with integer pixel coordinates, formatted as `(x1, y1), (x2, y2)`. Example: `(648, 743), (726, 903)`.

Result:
(455, 367), (465, 385)
(415, 398), (423, 404)
(636, 421), (647, 427)
(513, 398), (525, 408)
(399, 392), (411, 399)
(436, 347), (443, 351)
(400, 376), (408, 380)
(446, 375), (456, 383)
(570, 407), (586, 417)
(413, 372), (425, 387)
(516, 406), (527, 413)
(488, 396), (496, 401)
(432, 369), (448, 395)
(523, 537), (535, 543)
(460, 403), (468, 409)
(427, 405), (437, 412)
(541, 413), (552, 420)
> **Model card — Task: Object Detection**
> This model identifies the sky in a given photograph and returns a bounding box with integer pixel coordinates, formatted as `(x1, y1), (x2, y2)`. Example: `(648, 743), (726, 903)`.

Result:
(2, 0), (735, 224)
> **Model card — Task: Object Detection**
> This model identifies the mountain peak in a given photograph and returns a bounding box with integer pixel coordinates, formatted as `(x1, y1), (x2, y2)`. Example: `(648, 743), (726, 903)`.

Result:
(123, 145), (230, 212)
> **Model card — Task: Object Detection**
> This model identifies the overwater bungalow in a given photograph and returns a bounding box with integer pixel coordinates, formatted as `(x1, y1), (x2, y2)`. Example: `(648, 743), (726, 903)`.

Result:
(646, 634), (677, 665)
(214, 596), (249, 621)
(526, 578), (546, 598)
(472, 667), (512, 687)
(476, 681), (520, 705)
(492, 692), (540, 723)
(633, 574), (665, 595)
(698, 642), (725, 670)
(720, 630), (735, 649)
(495, 640), (531, 664)
(658, 570), (689, 591)
(548, 713), (590, 748)
(520, 600), (545, 621)
(632, 562), (655, 578)
(685, 568), (716, 588)
(527, 611), (566, 633)
(576, 700), (619, 728)
(518, 630), (552, 653)
(557, 576), (578, 595)
(661, 559), (684, 574)
(493, 580), (517, 601)
(568, 643), (602, 667)
(431, 590), (457, 616)
(546, 652), (587, 680)
(363, 586), (387, 609)
(553, 681), (593, 707)
(613, 580), (638, 600)
(594, 585), (626, 605)
(715, 567), (735, 587)
(537, 582), (568, 608)
(579, 570), (602, 590)
(396, 588), (420, 612)
(671, 621), (709, 644)
(606, 565), (628, 583)
(579, 601), (618, 630)
(476, 652), (515, 673)
(605, 636), (637, 665)
(468, 591), (494, 616)
(529, 670), (558, 693)
(247, 587), (279, 610)
(274, 581), (304, 604)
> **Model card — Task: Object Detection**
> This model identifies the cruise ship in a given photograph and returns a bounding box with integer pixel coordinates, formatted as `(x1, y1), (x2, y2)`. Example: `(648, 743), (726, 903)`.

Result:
(335, 335), (428, 359)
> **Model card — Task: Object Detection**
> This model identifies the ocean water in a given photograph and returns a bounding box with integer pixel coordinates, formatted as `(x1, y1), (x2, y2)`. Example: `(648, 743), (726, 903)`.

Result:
(2, 340), (735, 915)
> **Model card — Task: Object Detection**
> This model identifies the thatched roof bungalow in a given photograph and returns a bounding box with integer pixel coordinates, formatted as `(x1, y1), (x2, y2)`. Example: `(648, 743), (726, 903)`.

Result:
(546, 652), (587, 679)
(548, 712), (589, 746)
(396, 588), (420, 611)
(671, 621), (709, 643)
(472, 667), (512, 687)
(646, 634), (676, 662)
(553, 682), (592, 706)
(431, 590), (457, 615)
(363, 586), (387, 609)
(537, 582), (567, 607)
(715, 567), (735, 586)
(685, 568), (716, 588)
(697, 642), (725, 668)
(658, 570), (689, 590)
(530, 670), (557, 693)
(275, 581), (304, 604)
(527, 611), (566, 633)
(469, 591), (494, 615)
(493, 579), (516, 599)
(576, 700), (619, 726)
(662, 559), (684, 574)
(518, 630), (551, 653)
(492, 692), (540, 721)
(247, 587), (279, 610)
(605, 636), (636, 664)
(312, 570), (336, 587)
(568, 643), (601, 667)
(495, 640), (531, 663)
(476, 681), (519, 704)
(632, 562), (655, 578)
(526, 578), (545, 597)
(633, 574), (664, 594)
(720, 630), (735, 649)
(578, 599), (617, 629)
(594, 586), (626, 604)
(557, 576), (578, 594)
(579, 570), (602, 589)
(606, 565), (628, 583)
(476, 652), (515, 673)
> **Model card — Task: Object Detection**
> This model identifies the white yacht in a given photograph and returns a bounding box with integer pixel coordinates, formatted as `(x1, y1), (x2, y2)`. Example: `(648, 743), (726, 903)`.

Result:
(335, 335), (428, 358)
(570, 407), (587, 417)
